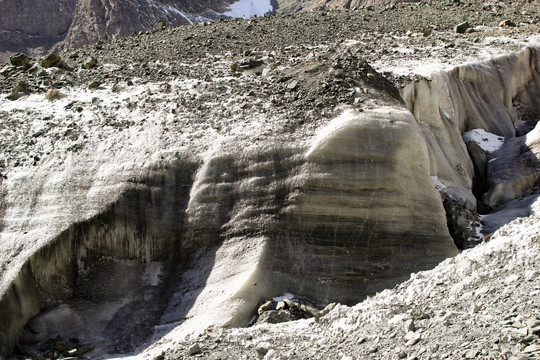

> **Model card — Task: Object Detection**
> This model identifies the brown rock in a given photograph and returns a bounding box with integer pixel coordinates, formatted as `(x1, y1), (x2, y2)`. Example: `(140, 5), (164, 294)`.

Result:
(82, 57), (98, 69)
(10, 53), (31, 67)
(41, 53), (62, 68)
(45, 88), (60, 100)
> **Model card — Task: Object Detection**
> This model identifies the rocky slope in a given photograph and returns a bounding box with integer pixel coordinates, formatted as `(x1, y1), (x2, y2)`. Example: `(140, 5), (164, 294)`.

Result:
(0, 0), (269, 64)
(1, 1), (540, 359)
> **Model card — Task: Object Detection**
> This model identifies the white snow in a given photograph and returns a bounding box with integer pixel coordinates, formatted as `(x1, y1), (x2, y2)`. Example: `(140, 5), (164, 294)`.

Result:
(223, 0), (273, 18)
(463, 128), (505, 153)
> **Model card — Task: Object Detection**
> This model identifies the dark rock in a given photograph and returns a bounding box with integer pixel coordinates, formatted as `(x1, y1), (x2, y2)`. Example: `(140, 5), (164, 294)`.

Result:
(10, 53), (31, 67)
(238, 58), (264, 70)
(39, 338), (56, 352)
(454, 21), (470, 33)
(41, 53), (62, 68)
(256, 310), (296, 324)
(500, 19), (516, 27)
(88, 81), (101, 89)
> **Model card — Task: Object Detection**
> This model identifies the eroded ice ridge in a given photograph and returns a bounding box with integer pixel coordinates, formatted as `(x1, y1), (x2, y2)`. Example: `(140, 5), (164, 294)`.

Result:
(0, 46), (539, 358)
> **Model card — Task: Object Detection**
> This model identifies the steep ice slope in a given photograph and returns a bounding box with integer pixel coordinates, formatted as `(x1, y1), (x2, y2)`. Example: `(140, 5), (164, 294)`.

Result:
(0, 34), (539, 360)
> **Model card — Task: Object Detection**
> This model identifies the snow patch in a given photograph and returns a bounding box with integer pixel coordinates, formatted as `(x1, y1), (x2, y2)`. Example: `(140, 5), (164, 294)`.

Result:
(463, 128), (505, 153)
(272, 293), (296, 302)
(223, 0), (273, 18)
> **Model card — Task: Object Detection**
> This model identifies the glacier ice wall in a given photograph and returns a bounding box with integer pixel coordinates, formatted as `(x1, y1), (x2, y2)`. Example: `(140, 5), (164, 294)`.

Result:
(0, 46), (539, 357)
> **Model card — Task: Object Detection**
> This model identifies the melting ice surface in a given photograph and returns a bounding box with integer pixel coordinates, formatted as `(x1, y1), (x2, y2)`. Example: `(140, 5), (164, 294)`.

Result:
(463, 128), (505, 153)
(223, 0), (273, 18)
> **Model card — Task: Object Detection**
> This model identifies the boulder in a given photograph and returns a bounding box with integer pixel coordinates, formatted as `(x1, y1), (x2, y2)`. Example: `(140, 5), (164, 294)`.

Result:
(10, 53), (31, 67)
(454, 21), (470, 34)
(41, 53), (62, 68)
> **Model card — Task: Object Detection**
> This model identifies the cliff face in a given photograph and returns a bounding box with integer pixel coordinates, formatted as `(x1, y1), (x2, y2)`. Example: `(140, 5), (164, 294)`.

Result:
(0, 0), (242, 63)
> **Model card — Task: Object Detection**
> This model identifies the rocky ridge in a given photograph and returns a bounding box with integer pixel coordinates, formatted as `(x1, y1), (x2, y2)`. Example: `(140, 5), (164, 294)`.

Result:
(1, 1), (540, 359)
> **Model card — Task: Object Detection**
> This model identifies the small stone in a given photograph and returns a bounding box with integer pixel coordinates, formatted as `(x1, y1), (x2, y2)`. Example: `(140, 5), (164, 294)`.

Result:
(403, 331), (416, 342)
(283, 299), (296, 309)
(516, 327), (529, 336)
(406, 332), (421, 346)
(465, 349), (479, 358)
(276, 301), (287, 310)
(512, 321), (524, 328)
(499, 19), (516, 27)
(470, 302), (482, 314)
(287, 81), (298, 91)
(367, 346), (378, 354)
(258, 300), (273, 314)
(41, 53), (62, 68)
(404, 319), (416, 332)
(523, 344), (540, 353)
(46, 88), (60, 100)
(455, 21), (470, 34)
(188, 343), (201, 356)
(264, 349), (279, 360)
(238, 58), (264, 70)
(66, 348), (79, 356)
(10, 53), (31, 67)
(6, 92), (23, 101)
(256, 342), (272, 358)
(153, 19), (167, 32)
(83, 57), (98, 69)
(255, 310), (296, 324)
(88, 81), (101, 89)
(318, 302), (337, 317)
